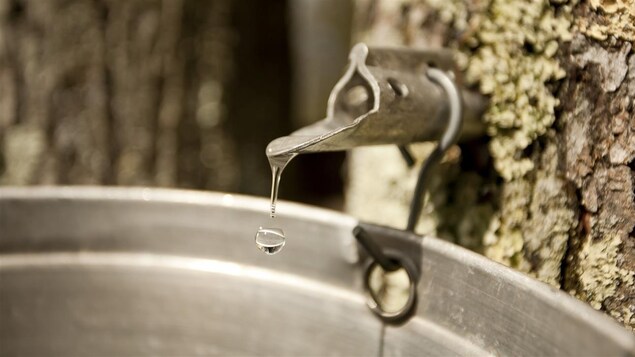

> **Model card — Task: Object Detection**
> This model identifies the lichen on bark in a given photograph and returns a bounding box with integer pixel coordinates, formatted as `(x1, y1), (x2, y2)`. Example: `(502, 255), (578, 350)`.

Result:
(354, 0), (580, 281)
(459, 0), (573, 181)
(579, 0), (635, 42)
(558, 32), (635, 329)
(575, 233), (634, 311)
(350, 0), (635, 329)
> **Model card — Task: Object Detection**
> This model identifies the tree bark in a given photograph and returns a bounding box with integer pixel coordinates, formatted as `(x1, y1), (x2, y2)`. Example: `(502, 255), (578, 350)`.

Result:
(348, 0), (634, 330)
(0, 0), (292, 195)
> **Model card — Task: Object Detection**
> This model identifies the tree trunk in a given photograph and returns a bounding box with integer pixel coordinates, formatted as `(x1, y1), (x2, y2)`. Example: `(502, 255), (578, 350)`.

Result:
(348, 0), (634, 330)
(0, 0), (292, 195)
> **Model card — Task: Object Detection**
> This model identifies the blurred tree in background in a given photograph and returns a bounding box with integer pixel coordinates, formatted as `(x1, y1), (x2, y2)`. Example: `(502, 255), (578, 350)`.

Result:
(0, 0), (293, 195)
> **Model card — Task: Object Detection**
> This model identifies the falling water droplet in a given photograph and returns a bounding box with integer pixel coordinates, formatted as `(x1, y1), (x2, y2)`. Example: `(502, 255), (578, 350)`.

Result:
(255, 227), (286, 255)
(267, 153), (296, 218)
(270, 165), (281, 218)
(257, 151), (295, 254)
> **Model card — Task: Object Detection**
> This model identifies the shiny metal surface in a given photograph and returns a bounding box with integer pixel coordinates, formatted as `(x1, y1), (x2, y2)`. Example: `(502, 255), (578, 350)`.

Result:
(1, 187), (634, 356)
(394, 237), (635, 356)
(266, 43), (487, 158)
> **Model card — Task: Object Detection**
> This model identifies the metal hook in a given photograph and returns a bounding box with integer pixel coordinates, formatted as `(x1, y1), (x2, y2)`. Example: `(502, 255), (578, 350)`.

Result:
(405, 68), (463, 232)
(353, 223), (422, 325)
(353, 226), (400, 272)
(352, 67), (463, 324)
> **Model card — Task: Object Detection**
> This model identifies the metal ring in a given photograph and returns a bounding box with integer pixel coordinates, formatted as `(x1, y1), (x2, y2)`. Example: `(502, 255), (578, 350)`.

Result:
(363, 250), (418, 324)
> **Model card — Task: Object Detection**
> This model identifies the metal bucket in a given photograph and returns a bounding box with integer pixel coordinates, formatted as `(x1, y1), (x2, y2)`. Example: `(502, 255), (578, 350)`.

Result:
(1, 187), (633, 356)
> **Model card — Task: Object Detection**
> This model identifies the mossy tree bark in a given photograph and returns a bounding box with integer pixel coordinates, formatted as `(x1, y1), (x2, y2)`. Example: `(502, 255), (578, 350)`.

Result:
(348, 0), (634, 330)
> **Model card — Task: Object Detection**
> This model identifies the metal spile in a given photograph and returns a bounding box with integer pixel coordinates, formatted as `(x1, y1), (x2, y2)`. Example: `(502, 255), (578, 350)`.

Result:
(266, 43), (486, 158)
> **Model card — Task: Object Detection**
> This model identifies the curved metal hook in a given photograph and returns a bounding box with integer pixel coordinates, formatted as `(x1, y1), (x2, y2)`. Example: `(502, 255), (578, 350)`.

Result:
(406, 68), (463, 232)
(353, 223), (423, 324)
(353, 68), (463, 324)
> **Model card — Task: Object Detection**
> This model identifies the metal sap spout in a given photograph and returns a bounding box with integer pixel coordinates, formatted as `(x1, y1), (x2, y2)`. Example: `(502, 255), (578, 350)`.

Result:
(266, 43), (487, 160)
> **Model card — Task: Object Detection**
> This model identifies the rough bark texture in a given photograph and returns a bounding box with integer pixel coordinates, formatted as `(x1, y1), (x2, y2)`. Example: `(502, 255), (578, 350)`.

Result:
(0, 0), (292, 196)
(348, 0), (635, 330)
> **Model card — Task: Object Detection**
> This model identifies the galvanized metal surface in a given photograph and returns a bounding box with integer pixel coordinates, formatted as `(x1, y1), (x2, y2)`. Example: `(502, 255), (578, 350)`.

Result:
(266, 43), (486, 158)
(1, 187), (634, 356)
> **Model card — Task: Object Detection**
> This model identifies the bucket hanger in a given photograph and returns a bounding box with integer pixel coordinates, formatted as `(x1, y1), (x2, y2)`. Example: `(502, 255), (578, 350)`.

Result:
(353, 67), (464, 323)
(405, 67), (463, 232)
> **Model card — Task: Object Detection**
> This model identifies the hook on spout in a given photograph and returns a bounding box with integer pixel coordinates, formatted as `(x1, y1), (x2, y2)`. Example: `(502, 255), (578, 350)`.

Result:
(406, 67), (463, 232)
(353, 67), (463, 324)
